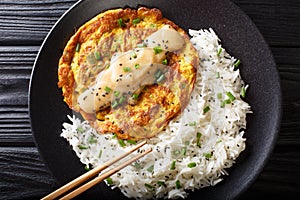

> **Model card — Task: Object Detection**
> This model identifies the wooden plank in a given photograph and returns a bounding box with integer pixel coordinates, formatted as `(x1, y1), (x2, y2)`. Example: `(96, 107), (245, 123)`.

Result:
(0, 0), (299, 46)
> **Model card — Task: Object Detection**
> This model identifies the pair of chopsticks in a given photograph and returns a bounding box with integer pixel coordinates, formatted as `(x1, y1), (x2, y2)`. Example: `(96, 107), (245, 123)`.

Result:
(42, 141), (151, 200)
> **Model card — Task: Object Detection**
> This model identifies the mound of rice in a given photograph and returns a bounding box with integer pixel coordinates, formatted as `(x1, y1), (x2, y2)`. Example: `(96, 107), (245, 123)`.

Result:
(61, 28), (252, 199)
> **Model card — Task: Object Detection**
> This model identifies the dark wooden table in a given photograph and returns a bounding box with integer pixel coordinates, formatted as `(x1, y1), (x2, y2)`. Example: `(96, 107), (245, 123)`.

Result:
(0, 0), (299, 199)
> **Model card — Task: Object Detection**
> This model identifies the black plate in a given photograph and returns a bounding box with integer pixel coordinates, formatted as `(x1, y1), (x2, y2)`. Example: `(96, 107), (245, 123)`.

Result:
(29, 0), (281, 199)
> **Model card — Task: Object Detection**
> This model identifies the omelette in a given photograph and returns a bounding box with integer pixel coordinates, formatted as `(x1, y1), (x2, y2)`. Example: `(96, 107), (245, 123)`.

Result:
(58, 7), (199, 140)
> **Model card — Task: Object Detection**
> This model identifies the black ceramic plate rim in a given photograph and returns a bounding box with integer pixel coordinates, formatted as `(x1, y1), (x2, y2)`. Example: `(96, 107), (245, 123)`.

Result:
(29, 0), (281, 199)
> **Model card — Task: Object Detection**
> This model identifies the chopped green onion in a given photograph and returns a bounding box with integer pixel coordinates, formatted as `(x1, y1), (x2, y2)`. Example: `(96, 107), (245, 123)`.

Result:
(88, 135), (97, 144)
(112, 133), (117, 139)
(132, 93), (139, 100)
(154, 69), (162, 79)
(78, 145), (88, 150)
(145, 183), (154, 189)
(170, 160), (176, 170)
(226, 92), (236, 101)
(234, 59), (241, 68)
(216, 71), (220, 79)
(117, 18), (125, 27)
(94, 51), (101, 60)
(197, 132), (202, 138)
(126, 139), (136, 145)
(111, 100), (119, 109)
(84, 165), (90, 171)
(187, 162), (196, 168)
(181, 147), (187, 156)
(147, 165), (154, 172)
(114, 91), (120, 97)
(157, 181), (167, 187)
(216, 139), (222, 144)
(220, 100), (226, 108)
(131, 51), (137, 58)
(118, 95), (126, 104)
(156, 74), (165, 83)
(123, 67), (131, 72)
(106, 177), (113, 185)
(240, 86), (246, 98)
(134, 162), (142, 169)
(153, 46), (163, 54)
(217, 47), (222, 56)
(76, 127), (85, 133)
(203, 152), (212, 159)
(134, 63), (140, 69)
(225, 99), (232, 104)
(104, 86), (112, 93)
(137, 43), (146, 48)
(196, 133), (202, 148)
(132, 18), (141, 25)
(98, 149), (103, 158)
(203, 106), (210, 114)
(189, 121), (196, 126)
(217, 93), (223, 99)
(75, 43), (81, 52)
(118, 139), (126, 147)
(173, 150), (180, 156)
(175, 180), (181, 189)
(105, 64), (110, 69)
(162, 58), (168, 65)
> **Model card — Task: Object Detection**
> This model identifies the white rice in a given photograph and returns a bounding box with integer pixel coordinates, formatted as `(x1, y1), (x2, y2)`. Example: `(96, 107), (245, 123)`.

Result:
(61, 28), (252, 199)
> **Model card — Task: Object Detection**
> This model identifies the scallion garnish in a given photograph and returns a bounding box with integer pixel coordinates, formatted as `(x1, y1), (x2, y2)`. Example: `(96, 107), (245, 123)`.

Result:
(154, 46), (162, 54)
(88, 135), (97, 144)
(76, 127), (85, 133)
(175, 180), (181, 189)
(137, 43), (146, 48)
(226, 92), (236, 101)
(132, 18), (141, 25)
(197, 132), (202, 139)
(162, 58), (168, 65)
(203, 152), (212, 159)
(189, 121), (196, 126)
(187, 162), (196, 168)
(145, 183), (154, 189)
(123, 67), (131, 72)
(106, 177), (113, 185)
(104, 86), (112, 93)
(147, 165), (154, 172)
(157, 181), (166, 187)
(114, 91), (120, 97)
(84, 165), (90, 171)
(156, 74), (165, 83)
(154, 69), (162, 79)
(118, 139), (126, 147)
(98, 149), (103, 158)
(217, 93), (222, 99)
(112, 133), (117, 139)
(217, 47), (222, 56)
(173, 150), (180, 155)
(134, 63), (140, 69)
(117, 18), (125, 27)
(126, 139), (136, 145)
(220, 100), (226, 108)
(181, 147), (187, 156)
(240, 86), (246, 98)
(225, 99), (232, 104)
(94, 51), (101, 60)
(118, 95), (126, 104)
(216, 71), (220, 79)
(203, 106), (210, 113)
(170, 160), (176, 170)
(197, 132), (202, 147)
(111, 100), (118, 109)
(78, 145), (88, 150)
(75, 43), (81, 52)
(234, 59), (241, 68)
(131, 51), (137, 58)
(132, 93), (139, 100)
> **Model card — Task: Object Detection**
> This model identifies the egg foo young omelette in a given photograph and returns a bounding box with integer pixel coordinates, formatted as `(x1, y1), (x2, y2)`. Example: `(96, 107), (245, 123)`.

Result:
(58, 7), (199, 140)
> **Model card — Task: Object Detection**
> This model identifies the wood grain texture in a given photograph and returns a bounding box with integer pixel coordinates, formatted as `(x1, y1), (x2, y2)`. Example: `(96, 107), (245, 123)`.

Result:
(0, 0), (299, 199)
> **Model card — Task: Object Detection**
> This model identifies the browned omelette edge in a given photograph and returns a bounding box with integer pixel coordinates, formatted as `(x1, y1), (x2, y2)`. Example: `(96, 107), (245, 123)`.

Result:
(58, 7), (199, 140)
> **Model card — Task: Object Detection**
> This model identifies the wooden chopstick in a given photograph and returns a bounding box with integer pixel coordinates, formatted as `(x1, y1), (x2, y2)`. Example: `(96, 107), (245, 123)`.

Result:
(42, 140), (149, 200)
